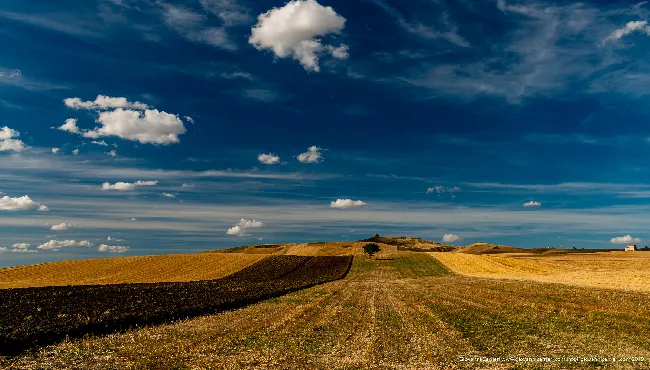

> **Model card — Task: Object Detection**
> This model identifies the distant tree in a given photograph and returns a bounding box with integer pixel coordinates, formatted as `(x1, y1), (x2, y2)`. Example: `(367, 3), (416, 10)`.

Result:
(363, 243), (381, 258)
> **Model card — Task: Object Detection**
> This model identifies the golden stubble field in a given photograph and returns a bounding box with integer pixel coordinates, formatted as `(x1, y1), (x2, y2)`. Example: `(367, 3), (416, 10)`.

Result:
(431, 251), (650, 293)
(3, 252), (650, 369)
(0, 242), (397, 289)
(0, 253), (266, 288)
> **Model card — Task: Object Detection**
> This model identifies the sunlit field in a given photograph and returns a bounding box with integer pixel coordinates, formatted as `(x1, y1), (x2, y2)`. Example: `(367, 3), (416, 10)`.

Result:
(431, 251), (650, 293)
(3, 250), (650, 369)
(0, 253), (266, 288)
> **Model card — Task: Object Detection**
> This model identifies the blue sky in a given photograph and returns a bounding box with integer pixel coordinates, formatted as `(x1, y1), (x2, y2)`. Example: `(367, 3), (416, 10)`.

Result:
(2, 0), (650, 267)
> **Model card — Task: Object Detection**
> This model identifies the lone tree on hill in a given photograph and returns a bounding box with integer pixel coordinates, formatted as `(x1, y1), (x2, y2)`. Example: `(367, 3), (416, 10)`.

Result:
(363, 243), (380, 258)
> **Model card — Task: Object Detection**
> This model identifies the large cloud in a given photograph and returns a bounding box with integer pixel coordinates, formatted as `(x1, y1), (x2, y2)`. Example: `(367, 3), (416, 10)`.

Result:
(0, 195), (48, 211)
(83, 109), (186, 145)
(37, 239), (93, 251)
(101, 180), (158, 191)
(98, 244), (130, 253)
(297, 146), (323, 163)
(0, 126), (26, 152)
(63, 96), (186, 145)
(610, 235), (642, 244)
(330, 199), (367, 209)
(249, 0), (348, 71)
(226, 218), (264, 236)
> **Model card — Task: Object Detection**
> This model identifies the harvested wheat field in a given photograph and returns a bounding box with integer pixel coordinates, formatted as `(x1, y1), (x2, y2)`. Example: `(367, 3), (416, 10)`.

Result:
(214, 241), (399, 257)
(0, 253), (267, 289)
(284, 242), (397, 256)
(3, 252), (650, 369)
(431, 251), (650, 293)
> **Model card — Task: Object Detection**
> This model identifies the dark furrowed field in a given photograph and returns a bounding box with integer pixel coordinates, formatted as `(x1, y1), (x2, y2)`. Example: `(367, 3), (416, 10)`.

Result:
(0, 255), (353, 356)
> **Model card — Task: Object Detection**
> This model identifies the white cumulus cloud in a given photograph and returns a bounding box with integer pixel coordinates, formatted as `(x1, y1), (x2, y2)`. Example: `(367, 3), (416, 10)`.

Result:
(37, 239), (93, 251)
(330, 199), (367, 209)
(258, 153), (280, 164)
(442, 233), (460, 243)
(51, 223), (71, 231)
(161, 192), (176, 198)
(102, 182), (135, 191)
(98, 244), (130, 253)
(610, 235), (642, 244)
(58, 118), (80, 134)
(0, 195), (48, 211)
(523, 201), (542, 207)
(0, 126), (26, 152)
(64, 96), (186, 145)
(64, 95), (149, 110)
(82, 109), (186, 145)
(0, 126), (19, 140)
(0, 244), (36, 253)
(226, 218), (264, 236)
(107, 149), (117, 157)
(249, 0), (348, 72)
(0, 139), (26, 152)
(297, 146), (323, 163)
(51, 148), (60, 154)
(101, 180), (158, 191)
(73, 148), (79, 156)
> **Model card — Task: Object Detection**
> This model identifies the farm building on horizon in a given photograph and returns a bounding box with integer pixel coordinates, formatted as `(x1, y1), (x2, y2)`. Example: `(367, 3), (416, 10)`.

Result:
(625, 244), (637, 251)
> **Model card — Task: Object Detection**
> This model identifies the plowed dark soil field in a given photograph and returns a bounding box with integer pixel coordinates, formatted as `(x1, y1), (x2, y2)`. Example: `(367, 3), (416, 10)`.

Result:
(0, 255), (353, 356)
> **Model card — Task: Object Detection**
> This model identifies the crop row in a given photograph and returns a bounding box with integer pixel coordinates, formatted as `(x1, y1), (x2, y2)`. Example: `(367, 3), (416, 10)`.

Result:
(0, 255), (353, 356)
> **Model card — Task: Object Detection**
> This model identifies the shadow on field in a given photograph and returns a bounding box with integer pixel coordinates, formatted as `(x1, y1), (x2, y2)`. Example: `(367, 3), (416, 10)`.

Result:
(0, 255), (353, 357)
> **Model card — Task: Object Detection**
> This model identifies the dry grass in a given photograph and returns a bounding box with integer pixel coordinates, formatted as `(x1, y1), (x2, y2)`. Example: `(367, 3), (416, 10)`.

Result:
(4, 252), (650, 369)
(0, 253), (266, 289)
(284, 242), (398, 256)
(431, 251), (650, 293)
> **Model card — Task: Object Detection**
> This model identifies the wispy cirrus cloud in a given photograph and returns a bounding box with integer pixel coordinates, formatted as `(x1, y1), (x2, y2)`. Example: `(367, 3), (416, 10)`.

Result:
(161, 3), (236, 51)
(369, 1), (650, 103)
(370, 0), (469, 47)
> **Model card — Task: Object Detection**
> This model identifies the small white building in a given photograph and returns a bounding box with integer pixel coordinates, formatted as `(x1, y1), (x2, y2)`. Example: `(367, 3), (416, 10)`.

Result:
(625, 244), (637, 252)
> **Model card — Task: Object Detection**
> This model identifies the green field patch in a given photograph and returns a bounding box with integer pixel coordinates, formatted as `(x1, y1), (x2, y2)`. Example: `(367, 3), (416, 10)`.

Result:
(390, 253), (449, 278)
